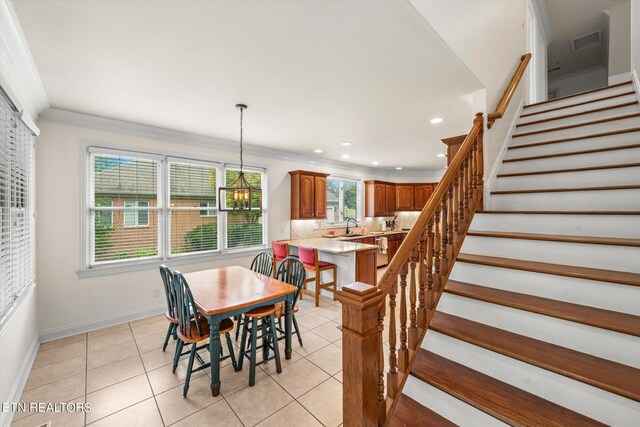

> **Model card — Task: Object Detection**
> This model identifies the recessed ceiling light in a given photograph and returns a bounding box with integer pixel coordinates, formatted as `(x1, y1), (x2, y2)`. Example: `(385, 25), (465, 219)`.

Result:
(372, 161), (379, 165)
(314, 149), (323, 153)
(430, 117), (444, 124)
(437, 153), (446, 158)
(341, 142), (353, 146)
(395, 166), (403, 170)
(341, 154), (350, 159)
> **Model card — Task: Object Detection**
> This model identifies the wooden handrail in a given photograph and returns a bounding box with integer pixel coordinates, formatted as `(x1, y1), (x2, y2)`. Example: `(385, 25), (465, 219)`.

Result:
(487, 53), (532, 129)
(337, 112), (485, 427)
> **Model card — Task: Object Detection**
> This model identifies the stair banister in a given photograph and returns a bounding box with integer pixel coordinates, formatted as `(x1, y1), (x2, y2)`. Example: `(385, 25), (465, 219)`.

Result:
(488, 53), (532, 129)
(338, 112), (485, 427)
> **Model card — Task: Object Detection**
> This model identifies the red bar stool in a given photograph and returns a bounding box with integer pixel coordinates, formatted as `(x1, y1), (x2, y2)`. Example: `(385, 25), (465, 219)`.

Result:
(272, 241), (293, 275)
(298, 246), (337, 307)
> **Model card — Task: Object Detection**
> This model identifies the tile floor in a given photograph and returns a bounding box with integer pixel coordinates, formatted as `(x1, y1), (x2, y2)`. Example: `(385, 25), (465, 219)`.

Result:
(12, 295), (346, 427)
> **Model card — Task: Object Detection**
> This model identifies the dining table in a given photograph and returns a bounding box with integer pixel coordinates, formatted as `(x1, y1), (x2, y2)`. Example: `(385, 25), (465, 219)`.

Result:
(184, 265), (298, 397)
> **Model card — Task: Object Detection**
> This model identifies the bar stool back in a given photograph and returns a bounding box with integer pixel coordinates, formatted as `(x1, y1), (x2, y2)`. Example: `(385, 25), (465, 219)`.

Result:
(271, 241), (291, 272)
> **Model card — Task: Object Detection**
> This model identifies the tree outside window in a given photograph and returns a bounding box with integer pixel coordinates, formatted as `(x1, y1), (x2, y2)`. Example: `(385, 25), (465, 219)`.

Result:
(325, 178), (360, 224)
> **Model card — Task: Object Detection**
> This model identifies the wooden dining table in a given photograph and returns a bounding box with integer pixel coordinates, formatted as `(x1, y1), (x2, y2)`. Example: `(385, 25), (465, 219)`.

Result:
(184, 265), (298, 397)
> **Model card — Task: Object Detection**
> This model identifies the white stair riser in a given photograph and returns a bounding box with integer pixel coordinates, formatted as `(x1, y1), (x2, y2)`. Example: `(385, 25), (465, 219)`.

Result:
(506, 131), (640, 159)
(436, 293), (640, 368)
(523, 84), (634, 114)
(519, 94), (638, 122)
(450, 262), (640, 315)
(461, 235), (640, 273)
(490, 189), (640, 211)
(424, 332), (640, 427)
(501, 147), (640, 174)
(403, 376), (509, 427)
(516, 103), (640, 132)
(511, 116), (640, 145)
(494, 167), (640, 191)
(470, 213), (640, 238)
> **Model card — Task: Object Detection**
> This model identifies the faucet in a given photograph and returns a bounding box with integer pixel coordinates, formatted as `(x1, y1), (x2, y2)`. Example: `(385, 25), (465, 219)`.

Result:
(345, 217), (358, 235)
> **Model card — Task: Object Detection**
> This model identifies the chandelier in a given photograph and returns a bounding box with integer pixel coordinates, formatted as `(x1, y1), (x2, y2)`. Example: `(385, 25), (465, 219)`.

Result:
(218, 104), (262, 211)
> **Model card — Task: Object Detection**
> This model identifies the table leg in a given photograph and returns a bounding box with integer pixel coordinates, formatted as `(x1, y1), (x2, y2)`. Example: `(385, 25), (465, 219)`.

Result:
(285, 299), (293, 360)
(209, 317), (221, 396)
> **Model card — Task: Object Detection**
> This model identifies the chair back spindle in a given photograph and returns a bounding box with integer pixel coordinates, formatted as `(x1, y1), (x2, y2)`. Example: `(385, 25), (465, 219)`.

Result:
(172, 271), (203, 340)
(159, 265), (177, 318)
(276, 256), (306, 309)
(250, 252), (274, 276)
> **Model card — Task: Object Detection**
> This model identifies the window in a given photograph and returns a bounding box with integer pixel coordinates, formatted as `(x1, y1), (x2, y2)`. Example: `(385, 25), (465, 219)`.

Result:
(325, 177), (360, 224)
(0, 88), (36, 321)
(85, 148), (267, 269)
(123, 201), (149, 227)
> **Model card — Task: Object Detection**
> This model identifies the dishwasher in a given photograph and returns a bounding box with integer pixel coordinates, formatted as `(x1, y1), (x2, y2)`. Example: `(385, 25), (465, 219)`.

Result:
(375, 237), (389, 267)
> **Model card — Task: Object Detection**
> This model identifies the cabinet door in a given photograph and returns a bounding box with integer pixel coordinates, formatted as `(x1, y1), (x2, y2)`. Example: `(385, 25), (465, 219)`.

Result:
(374, 183), (386, 216)
(314, 176), (327, 218)
(388, 240), (398, 262)
(363, 237), (375, 245)
(299, 174), (315, 218)
(385, 185), (396, 215)
(413, 184), (433, 211)
(395, 185), (414, 211)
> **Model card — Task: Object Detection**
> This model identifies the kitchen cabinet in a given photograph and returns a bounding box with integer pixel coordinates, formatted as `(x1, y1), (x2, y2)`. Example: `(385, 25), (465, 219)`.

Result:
(365, 180), (396, 217)
(413, 184), (434, 210)
(386, 232), (408, 262)
(289, 170), (329, 220)
(395, 185), (414, 211)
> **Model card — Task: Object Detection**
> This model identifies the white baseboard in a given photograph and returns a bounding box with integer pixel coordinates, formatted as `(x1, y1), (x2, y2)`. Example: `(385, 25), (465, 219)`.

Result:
(608, 72), (632, 85)
(0, 335), (39, 427)
(39, 304), (166, 343)
(483, 98), (524, 208)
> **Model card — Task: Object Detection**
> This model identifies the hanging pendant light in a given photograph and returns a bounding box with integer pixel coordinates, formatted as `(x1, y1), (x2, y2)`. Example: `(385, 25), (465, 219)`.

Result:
(218, 104), (262, 211)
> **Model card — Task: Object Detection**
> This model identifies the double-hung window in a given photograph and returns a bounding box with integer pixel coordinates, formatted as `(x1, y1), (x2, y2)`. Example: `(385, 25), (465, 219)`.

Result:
(85, 148), (267, 270)
(0, 88), (36, 321)
(325, 177), (361, 225)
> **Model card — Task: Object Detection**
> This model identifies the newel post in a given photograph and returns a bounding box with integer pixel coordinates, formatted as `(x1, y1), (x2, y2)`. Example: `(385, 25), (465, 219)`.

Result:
(338, 282), (386, 427)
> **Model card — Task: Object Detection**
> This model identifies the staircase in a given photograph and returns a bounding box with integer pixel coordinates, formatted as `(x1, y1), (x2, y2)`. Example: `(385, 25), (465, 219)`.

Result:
(391, 81), (640, 426)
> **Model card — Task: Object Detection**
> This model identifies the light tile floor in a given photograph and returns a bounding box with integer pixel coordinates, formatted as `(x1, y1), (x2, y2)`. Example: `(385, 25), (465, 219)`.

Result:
(12, 295), (346, 427)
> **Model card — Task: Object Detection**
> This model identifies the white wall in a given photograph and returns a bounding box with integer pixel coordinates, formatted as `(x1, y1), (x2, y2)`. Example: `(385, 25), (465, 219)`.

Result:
(608, 0), (631, 83)
(409, 0), (528, 186)
(34, 115), (442, 338)
(548, 65), (609, 98)
(631, 0), (640, 86)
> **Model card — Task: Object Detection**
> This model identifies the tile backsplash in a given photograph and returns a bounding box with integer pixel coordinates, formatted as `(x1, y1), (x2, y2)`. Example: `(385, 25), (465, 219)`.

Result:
(290, 214), (420, 239)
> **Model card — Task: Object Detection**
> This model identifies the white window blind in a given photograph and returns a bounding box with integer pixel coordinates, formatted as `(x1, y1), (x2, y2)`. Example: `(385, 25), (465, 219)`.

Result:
(0, 88), (35, 321)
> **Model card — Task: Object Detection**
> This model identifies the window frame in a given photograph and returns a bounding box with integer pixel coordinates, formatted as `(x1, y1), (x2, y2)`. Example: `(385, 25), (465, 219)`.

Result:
(323, 176), (363, 227)
(82, 145), (268, 273)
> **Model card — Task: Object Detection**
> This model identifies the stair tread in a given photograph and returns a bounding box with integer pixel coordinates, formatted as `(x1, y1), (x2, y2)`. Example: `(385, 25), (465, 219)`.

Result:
(520, 91), (637, 118)
(497, 162), (640, 177)
(389, 394), (457, 427)
(467, 230), (640, 247)
(524, 81), (632, 108)
(457, 253), (640, 287)
(412, 349), (604, 426)
(517, 101), (639, 127)
(445, 279), (640, 336)
(431, 312), (640, 401)
(479, 210), (640, 215)
(507, 127), (640, 151)
(512, 113), (640, 138)
(504, 142), (640, 163)
(491, 184), (640, 195)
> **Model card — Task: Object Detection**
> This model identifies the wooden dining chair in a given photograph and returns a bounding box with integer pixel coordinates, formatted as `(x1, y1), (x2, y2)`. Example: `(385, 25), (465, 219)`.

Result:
(298, 246), (337, 307)
(235, 252), (275, 341)
(273, 256), (306, 346)
(159, 265), (178, 352)
(172, 271), (237, 397)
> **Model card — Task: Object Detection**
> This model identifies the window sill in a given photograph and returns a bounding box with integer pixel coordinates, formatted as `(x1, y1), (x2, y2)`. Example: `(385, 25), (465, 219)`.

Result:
(77, 246), (268, 278)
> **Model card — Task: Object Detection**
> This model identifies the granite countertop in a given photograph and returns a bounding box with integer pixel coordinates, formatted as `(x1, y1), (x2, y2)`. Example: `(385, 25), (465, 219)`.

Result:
(330, 230), (409, 241)
(282, 238), (378, 254)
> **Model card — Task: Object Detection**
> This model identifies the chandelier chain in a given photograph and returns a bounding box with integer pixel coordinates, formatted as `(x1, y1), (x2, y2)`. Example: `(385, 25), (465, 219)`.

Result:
(239, 106), (244, 172)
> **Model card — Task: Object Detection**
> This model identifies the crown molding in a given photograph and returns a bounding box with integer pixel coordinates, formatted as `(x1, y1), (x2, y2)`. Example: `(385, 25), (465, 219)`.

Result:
(39, 107), (446, 179)
(0, 1), (49, 126)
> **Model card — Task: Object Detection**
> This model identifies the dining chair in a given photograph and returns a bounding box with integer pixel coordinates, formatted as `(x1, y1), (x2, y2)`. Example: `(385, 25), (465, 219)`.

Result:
(159, 265), (178, 352)
(298, 246), (337, 307)
(172, 271), (237, 397)
(235, 252), (275, 341)
(273, 256), (306, 346)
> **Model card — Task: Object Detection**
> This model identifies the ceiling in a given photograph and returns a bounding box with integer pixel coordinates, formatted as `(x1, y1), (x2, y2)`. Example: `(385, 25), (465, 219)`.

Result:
(12, 0), (482, 172)
(546, 0), (626, 78)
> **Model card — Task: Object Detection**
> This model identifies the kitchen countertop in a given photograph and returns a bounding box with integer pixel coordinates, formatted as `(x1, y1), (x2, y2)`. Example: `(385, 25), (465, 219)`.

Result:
(282, 238), (378, 254)
(327, 230), (409, 241)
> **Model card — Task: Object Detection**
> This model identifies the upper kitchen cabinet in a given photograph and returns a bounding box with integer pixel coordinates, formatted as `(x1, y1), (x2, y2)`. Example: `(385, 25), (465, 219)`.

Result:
(364, 180), (396, 217)
(413, 184), (434, 211)
(395, 184), (414, 211)
(289, 170), (330, 219)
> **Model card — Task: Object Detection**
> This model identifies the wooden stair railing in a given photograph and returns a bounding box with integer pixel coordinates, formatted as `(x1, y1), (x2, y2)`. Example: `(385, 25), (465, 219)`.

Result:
(337, 112), (485, 427)
(487, 53), (531, 129)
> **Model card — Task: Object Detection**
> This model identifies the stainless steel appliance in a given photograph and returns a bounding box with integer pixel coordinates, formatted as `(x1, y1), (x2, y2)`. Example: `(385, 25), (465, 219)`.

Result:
(375, 237), (388, 267)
